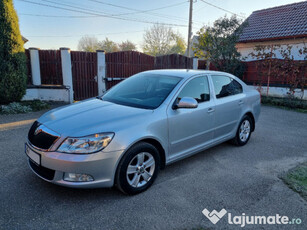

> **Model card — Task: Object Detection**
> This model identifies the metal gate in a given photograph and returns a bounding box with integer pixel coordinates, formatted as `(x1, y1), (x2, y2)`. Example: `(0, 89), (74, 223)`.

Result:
(38, 50), (63, 85)
(105, 51), (155, 90)
(71, 51), (98, 101)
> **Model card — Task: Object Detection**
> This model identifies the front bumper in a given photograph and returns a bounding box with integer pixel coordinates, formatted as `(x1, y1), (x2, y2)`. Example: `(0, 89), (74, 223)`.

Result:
(26, 142), (124, 188)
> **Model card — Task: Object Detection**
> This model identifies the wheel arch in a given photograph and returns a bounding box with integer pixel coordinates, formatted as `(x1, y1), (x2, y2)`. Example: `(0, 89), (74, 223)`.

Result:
(113, 137), (166, 192)
(244, 111), (255, 132)
(139, 138), (166, 169)
(115, 137), (166, 175)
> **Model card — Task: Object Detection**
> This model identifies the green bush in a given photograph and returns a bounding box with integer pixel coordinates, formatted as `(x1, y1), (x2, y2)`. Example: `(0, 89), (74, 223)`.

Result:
(21, 100), (50, 111)
(0, 102), (32, 114)
(0, 0), (27, 104)
(261, 96), (307, 111)
(0, 100), (50, 114)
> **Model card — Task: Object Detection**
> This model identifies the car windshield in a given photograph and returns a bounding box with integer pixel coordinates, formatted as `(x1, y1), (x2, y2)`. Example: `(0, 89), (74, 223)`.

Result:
(102, 73), (181, 109)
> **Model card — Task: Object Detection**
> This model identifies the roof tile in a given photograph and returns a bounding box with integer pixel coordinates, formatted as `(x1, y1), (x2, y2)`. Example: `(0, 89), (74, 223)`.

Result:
(239, 1), (307, 42)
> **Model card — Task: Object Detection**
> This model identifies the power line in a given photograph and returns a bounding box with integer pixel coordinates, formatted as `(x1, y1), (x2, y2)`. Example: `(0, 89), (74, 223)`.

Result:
(194, 5), (207, 14)
(19, 11), (203, 26)
(87, 0), (204, 25)
(19, 13), (99, 18)
(18, 13), (200, 26)
(25, 30), (145, 38)
(41, 0), (193, 24)
(199, 0), (245, 18)
(17, 0), (189, 27)
(88, 0), (187, 16)
(19, 12), (200, 31)
(41, 0), (110, 16)
(19, 12), (202, 25)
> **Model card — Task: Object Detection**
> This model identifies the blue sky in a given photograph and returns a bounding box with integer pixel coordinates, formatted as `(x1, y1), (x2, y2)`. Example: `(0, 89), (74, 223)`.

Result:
(14, 0), (302, 50)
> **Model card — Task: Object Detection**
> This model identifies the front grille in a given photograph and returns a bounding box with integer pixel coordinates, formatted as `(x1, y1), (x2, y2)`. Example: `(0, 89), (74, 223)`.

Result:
(28, 121), (59, 150)
(29, 160), (55, 181)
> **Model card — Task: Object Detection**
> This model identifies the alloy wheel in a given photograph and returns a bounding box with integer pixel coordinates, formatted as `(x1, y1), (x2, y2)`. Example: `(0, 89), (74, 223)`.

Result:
(239, 120), (251, 142)
(126, 152), (156, 188)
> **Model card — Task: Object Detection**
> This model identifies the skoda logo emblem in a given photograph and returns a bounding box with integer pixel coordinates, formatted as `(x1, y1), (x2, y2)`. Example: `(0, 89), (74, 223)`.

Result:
(34, 126), (42, 135)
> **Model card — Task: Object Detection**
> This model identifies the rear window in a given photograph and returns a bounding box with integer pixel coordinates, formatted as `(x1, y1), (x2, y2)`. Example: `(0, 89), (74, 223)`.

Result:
(212, 75), (242, 98)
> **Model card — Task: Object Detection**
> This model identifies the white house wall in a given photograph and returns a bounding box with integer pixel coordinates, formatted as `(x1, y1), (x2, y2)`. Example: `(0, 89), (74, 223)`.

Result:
(22, 88), (70, 102)
(237, 38), (306, 61)
(248, 85), (307, 100)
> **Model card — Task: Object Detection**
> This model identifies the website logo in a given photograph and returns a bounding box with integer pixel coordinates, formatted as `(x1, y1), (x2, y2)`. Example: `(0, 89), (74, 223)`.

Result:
(202, 208), (227, 224)
(202, 208), (302, 227)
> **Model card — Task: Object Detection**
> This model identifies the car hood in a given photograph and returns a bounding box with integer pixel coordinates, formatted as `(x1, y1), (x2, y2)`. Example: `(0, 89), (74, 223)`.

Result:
(38, 98), (153, 137)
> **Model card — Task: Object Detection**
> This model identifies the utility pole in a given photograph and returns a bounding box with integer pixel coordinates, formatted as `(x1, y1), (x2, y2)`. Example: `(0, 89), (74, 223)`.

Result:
(187, 0), (193, 57)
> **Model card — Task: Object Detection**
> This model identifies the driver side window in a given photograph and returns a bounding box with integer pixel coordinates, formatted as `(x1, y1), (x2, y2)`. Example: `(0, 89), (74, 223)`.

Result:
(178, 76), (210, 103)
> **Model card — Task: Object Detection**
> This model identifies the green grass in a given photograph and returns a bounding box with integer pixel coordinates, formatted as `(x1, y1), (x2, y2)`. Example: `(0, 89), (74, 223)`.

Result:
(261, 96), (307, 113)
(0, 100), (50, 114)
(282, 162), (307, 201)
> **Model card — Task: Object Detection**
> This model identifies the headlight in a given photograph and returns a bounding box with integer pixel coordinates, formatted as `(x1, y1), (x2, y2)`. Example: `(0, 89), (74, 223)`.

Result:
(57, 133), (114, 154)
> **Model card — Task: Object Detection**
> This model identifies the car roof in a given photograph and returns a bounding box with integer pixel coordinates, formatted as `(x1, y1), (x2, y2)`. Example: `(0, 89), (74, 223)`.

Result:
(143, 69), (234, 79)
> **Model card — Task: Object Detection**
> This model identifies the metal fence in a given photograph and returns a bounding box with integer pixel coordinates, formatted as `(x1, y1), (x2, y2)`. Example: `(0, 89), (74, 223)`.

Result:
(241, 59), (307, 87)
(38, 50), (63, 85)
(105, 51), (155, 89)
(71, 51), (98, 101)
(155, 53), (193, 70)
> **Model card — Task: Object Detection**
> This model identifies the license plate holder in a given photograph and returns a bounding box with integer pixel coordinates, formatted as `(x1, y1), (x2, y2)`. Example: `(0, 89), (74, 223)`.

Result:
(25, 143), (41, 165)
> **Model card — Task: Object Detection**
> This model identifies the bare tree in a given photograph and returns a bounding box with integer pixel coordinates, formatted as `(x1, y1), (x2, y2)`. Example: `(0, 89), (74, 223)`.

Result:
(142, 24), (186, 56)
(119, 40), (137, 51)
(77, 36), (99, 52)
(98, 38), (119, 53)
(169, 33), (186, 55)
(78, 37), (137, 53)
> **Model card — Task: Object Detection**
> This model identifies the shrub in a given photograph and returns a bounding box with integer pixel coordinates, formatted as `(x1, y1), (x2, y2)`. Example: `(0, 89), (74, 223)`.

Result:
(0, 0), (27, 104)
(21, 100), (50, 111)
(0, 100), (50, 114)
(0, 102), (32, 114)
(261, 96), (307, 111)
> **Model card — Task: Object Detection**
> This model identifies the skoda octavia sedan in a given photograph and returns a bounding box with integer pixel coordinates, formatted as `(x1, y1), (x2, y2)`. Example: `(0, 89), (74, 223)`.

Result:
(25, 70), (260, 194)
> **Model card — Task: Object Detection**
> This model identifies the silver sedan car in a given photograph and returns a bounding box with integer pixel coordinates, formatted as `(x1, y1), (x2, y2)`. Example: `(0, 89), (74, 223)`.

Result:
(25, 70), (260, 194)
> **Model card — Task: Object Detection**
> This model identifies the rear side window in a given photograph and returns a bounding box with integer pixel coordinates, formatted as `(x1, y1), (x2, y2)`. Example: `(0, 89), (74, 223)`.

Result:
(212, 75), (243, 98)
(178, 76), (210, 103)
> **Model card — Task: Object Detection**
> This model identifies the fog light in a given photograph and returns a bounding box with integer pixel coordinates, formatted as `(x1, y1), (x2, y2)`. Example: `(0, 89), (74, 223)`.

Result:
(64, 173), (94, 182)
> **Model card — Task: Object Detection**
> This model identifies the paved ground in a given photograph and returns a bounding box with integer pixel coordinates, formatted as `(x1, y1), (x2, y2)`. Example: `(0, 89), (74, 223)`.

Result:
(0, 106), (306, 230)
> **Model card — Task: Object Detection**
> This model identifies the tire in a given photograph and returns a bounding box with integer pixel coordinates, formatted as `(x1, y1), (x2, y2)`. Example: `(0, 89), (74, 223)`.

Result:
(115, 142), (160, 195)
(231, 115), (253, 146)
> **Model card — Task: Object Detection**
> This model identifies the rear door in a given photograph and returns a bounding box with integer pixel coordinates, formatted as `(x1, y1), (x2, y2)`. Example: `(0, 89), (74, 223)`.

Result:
(210, 75), (244, 140)
(167, 75), (215, 160)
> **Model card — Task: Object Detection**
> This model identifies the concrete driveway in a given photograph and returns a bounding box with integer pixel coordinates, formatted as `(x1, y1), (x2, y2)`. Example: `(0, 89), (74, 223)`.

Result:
(0, 106), (306, 230)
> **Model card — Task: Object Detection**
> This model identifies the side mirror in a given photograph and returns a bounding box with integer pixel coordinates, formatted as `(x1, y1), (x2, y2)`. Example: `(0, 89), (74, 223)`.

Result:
(174, 97), (198, 109)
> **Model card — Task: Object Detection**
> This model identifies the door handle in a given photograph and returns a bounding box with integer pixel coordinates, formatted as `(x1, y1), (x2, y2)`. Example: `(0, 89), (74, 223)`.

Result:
(238, 100), (244, 105)
(207, 108), (215, 113)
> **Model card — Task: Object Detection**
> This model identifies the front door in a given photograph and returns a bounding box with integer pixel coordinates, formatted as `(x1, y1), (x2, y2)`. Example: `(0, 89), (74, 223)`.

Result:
(167, 75), (215, 160)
